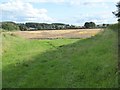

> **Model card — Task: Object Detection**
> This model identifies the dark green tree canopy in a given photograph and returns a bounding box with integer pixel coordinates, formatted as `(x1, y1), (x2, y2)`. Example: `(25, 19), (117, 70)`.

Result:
(113, 1), (120, 22)
(19, 24), (29, 31)
(1, 22), (20, 31)
(84, 22), (96, 29)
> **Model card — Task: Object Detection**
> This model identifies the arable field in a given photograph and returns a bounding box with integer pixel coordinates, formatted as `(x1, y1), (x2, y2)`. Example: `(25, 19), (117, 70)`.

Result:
(9, 29), (102, 39)
(2, 29), (118, 88)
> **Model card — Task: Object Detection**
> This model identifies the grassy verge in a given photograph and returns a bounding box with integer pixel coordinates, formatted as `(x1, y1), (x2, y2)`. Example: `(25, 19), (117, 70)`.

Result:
(0, 30), (2, 89)
(2, 29), (118, 88)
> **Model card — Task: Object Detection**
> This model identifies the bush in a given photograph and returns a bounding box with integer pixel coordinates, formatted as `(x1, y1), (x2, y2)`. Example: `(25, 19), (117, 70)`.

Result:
(107, 23), (120, 31)
(84, 22), (96, 29)
(19, 24), (29, 31)
(1, 22), (20, 31)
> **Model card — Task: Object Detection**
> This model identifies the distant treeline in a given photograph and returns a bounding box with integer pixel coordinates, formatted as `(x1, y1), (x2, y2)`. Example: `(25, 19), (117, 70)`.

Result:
(19, 23), (82, 31)
(1, 21), (110, 31)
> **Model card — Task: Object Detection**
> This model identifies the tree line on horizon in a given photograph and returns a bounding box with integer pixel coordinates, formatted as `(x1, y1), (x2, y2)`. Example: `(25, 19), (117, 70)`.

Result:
(1, 21), (110, 31)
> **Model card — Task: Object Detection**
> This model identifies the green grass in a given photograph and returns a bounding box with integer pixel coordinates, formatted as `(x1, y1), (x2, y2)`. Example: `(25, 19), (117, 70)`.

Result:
(2, 29), (118, 88)
(0, 31), (2, 89)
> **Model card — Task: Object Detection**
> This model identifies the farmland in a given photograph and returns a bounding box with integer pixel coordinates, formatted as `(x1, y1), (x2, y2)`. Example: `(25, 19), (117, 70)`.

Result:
(2, 28), (118, 88)
(7, 29), (102, 39)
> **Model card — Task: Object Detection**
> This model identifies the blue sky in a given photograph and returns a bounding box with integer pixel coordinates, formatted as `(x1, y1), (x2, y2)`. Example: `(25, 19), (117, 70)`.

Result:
(0, 0), (119, 25)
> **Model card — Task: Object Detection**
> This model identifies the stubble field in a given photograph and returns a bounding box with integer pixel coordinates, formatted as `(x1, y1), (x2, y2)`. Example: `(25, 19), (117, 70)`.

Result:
(9, 29), (102, 39)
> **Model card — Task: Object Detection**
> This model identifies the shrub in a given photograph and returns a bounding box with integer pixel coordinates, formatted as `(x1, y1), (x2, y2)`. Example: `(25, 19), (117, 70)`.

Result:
(107, 23), (119, 31)
(1, 22), (20, 31)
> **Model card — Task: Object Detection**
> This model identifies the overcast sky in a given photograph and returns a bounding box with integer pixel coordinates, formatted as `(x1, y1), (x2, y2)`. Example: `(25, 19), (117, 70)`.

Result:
(0, 0), (119, 25)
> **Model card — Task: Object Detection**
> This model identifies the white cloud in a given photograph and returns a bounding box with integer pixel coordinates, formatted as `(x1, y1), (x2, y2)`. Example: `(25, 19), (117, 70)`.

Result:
(1, 0), (119, 3)
(58, 11), (117, 26)
(76, 12), (117, 25)
(0, 0), (54, 22)
(68, 0), (119, 7)
(22, 0), (120, 3)
(5, 0), (65, 3)
(0, 0), (118, 24)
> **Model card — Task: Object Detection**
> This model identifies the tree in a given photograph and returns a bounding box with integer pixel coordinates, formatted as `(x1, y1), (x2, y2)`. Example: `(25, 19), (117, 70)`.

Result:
(89, 22), (96, 28)
(19, 24), (29, 31)
(84, 22), (96, 29)
(1, 22), (19, 31)
(113, 1), (120, 22)
(84, 22), (90, 28)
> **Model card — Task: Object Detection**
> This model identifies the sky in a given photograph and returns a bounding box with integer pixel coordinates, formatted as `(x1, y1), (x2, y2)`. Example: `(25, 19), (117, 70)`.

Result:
(0, 0), (119, 26)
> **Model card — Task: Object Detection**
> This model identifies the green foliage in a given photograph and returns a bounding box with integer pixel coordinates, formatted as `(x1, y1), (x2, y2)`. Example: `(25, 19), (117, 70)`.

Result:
(25, 23), (67, 30)
(19, 24), (29, 31)
(107, 23), (120, 31)
(19, 22), (80, 30)
(113, 1), (120, 22)
(84, 22), (96, 29)
(116, 1), (120, 21)
(1, 21), (85, 31)
(84, 22), (89, 28)
(97, 24), (110, 28)
(2, 29), (118, 88)
(1, 22), (20, 31)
